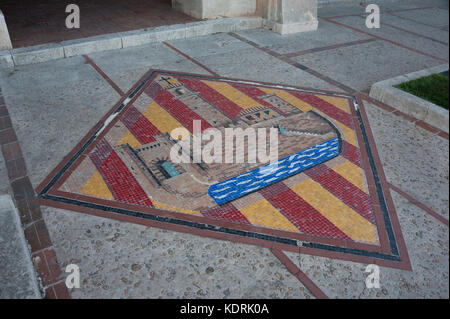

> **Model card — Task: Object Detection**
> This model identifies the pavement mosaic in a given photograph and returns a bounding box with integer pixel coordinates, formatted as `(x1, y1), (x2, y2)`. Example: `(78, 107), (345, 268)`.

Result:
(37, 70), (410, 270)
(0, 0), (447, 299)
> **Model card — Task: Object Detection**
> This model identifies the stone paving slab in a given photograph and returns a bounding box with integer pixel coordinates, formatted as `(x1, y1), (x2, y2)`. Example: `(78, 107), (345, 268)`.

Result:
(0, 195), (41, 299)
(0, 57), (121, 187)
(286, 190), (449, 298)
(234, 21), (372, 55)
(86, 41), (213, 93)
(380, 13), (449, 44)
(43, 206), (313, 299)
(185, 46), (341, 91)
(330, 15), (449, 60)
(391, 7), (450, 28)
(293, 40), (440, 92)
(364, 101), (449, 220)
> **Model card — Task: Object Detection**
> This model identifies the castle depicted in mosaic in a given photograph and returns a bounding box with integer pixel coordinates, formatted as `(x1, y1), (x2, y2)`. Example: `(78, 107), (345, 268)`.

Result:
(112, 75), (339, 211)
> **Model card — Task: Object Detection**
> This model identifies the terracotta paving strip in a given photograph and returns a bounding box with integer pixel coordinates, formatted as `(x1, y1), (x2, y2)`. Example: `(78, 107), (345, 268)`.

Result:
(389, 183), (449, 226)
(0, 89), (70, 299)
(162, 42), (220, 77)
(270, 249), (329, 299)
(320, 17), (448, 63)
(83, 55), (125, 96)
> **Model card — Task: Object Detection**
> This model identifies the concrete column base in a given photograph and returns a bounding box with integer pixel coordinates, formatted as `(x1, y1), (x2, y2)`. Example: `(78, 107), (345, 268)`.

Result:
(273, 20), (318, 34)
(172, 0), (257, 20)
(0, 10), (13, 50)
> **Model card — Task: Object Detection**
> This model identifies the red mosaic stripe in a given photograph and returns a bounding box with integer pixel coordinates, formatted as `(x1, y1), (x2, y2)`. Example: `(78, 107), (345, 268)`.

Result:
(121, 106), (142, 130)
(260, 183), (352, 240)
(130, 114), (161, 144)
(89, 138), (113, 167)
(121, 106), (161, 144)
(177, 77), (243, 119)
(231, 83), (289, 117)
(151, 89), (213, 133)
(145, 81), (163, 99)
(305, 164), (375, 224)
(289, 92), (354, 128)
(97, 150), (153, 207)
(341, 140), (361, 167)
(202, 203), (251, 225)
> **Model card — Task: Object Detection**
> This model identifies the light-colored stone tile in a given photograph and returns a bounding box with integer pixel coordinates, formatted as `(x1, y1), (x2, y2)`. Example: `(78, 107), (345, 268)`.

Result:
(0, 50), (13, 69)
(12, 43), (64, 65)
(62, 34), (123, 57)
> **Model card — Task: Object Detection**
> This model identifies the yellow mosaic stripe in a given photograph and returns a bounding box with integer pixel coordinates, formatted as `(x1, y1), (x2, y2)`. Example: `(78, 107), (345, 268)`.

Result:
(332, 160), (366, 192)
(260, 88), (312, 112)
(239, 199), (299, 232)
(142, 101), (187, 135)
(153, 201), (202, 216)
(203, 81), (262, 109)
(81, 171), (114, 200)
(291, 179), (377, 242)
(316, 95), (350, 113)
(262, 89), (357, 146)
(335, 121), (357, 147)
(117, 131), (141, 148)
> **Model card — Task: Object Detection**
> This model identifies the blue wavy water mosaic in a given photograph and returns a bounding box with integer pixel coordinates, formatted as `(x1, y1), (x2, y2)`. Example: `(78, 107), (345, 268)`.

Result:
(208, 137), (340, 205)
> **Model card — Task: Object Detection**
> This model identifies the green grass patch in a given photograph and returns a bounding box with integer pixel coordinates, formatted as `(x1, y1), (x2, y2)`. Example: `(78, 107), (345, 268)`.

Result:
(395, 73), (449, 110)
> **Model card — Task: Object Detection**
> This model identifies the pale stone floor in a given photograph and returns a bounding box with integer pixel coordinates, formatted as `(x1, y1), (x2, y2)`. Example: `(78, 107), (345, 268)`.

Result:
(0, 0), (448, 298)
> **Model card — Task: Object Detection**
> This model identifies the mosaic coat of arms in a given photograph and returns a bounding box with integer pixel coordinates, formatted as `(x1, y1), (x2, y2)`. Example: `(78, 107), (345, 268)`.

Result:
(37, 70), (410, 269)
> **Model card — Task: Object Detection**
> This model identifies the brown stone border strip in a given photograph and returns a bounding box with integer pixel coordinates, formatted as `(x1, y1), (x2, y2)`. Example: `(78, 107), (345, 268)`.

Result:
(83, 55), (125, 96)
(270, 249), (329, 299)
(321, 17), (448, 63)
(389, 183), (449, 226)
(283, 38), (378, 58)
(0, 89), (69, 299)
